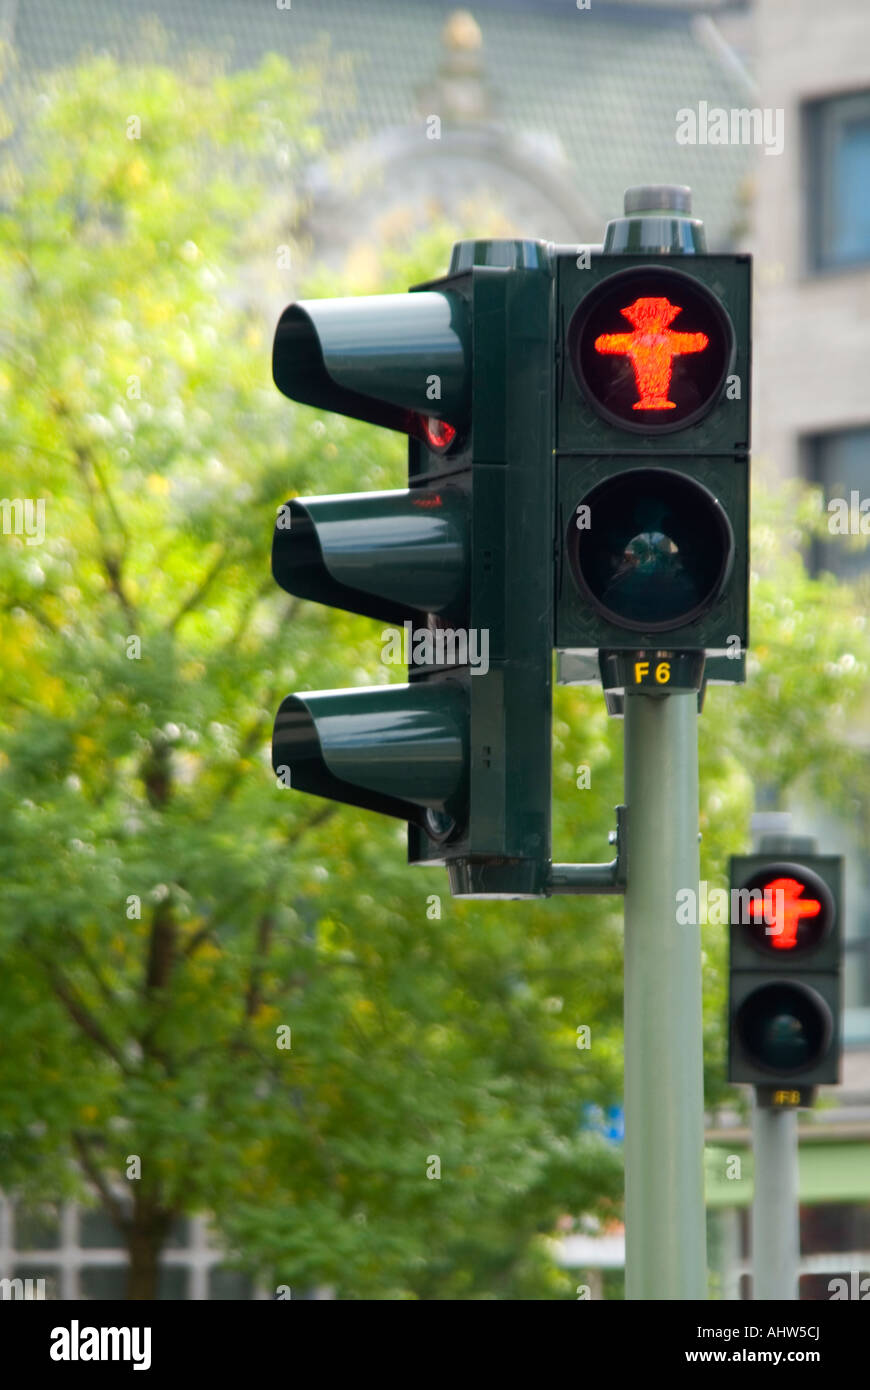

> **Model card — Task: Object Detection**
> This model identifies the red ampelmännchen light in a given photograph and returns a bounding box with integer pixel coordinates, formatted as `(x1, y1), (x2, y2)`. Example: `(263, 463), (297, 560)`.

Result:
(594, 296), (708, 411)
(749, 876), (823, 951)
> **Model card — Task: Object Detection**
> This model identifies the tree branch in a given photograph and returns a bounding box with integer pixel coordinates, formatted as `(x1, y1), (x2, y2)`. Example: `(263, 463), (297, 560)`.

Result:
(3, 600), (58, 634)
(144, 898), (176, 995)
(38, 960), (129, 1072)
(70, 440), (136, 627)
(67, 934), (125, 1015)
(72, 1131), (129, 1232)
(244, 909), (275, 1021)
(89, 453), (130, 547)
(218, 576), (276, 655)
(166, 544), (228, 633)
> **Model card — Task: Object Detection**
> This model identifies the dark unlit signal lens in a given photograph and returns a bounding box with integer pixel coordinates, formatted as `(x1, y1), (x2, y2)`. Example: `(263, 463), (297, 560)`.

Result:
(568, 468), (733, 631)
(736, 982), (832, 1074)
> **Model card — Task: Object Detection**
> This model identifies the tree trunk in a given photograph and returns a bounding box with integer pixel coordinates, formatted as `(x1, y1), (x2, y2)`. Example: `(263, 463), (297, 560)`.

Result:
(126, 1222), (162, 1300)
(125, 1202), (173, 1300)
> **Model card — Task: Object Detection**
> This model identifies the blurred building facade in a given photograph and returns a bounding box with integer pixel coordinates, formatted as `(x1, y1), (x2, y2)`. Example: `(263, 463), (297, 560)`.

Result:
(750, 0), (870, 1044)
(710, 0), (870, 1302)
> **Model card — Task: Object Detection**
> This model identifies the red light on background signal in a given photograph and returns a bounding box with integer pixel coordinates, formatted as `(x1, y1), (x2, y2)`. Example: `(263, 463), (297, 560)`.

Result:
(412, 494), (443, 508)
(749, 876), (822, 950)
(421, 416), (456, 451)
(594, 297), (708, 411)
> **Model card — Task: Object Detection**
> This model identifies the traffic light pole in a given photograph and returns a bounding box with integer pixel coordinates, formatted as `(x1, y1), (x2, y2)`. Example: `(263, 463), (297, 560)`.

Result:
(623, 690), (707, 1300)
(751, 1100), (799, 1299)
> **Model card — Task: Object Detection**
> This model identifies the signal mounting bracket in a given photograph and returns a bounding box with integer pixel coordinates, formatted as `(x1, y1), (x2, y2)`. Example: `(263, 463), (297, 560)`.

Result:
(547, 804), (627, 895)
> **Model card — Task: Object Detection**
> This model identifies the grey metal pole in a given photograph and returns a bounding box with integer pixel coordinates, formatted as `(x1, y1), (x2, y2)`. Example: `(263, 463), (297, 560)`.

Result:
(623, 691), (707, 1299)
(719, 1208), (742, 1301)
(751, 1102), (799, 1299)
(749, 811), (804, 1300)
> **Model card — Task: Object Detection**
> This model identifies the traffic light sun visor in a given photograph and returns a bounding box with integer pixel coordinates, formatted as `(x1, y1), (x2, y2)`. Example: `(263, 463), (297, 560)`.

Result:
(272, 293), (470, 438)
(272, 304), (415, 434)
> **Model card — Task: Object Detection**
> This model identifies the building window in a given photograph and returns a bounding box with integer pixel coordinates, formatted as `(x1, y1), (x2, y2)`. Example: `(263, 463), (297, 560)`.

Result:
(804, 429), (870, 1040)
(806, 426), (870, 583)
(0, 1197), (264, 1299)
(807, 91), (870, 271)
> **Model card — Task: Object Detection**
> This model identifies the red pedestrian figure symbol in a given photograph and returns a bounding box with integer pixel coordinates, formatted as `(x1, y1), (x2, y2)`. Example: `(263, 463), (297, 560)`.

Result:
(594, 297), (708, 410)
(749, 877), (822, 950)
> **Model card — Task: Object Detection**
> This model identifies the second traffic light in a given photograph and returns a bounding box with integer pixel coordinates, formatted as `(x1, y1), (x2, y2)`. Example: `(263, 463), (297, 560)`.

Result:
(728, 852), (843, 1100)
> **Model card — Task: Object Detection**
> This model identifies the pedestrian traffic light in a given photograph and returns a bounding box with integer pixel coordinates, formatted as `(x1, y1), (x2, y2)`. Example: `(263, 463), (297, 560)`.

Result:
(271, 241), (556, 898)
(554, 187), (751, 682)
(728, 853), (843, 1098)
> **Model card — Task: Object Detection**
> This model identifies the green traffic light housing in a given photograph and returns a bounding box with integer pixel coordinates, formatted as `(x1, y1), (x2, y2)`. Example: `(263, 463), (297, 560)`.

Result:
(270, 257), (557, 898)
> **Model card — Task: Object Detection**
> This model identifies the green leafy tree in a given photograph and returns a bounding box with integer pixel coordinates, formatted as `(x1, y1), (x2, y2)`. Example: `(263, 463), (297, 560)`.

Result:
(0, 50), (623, 1301)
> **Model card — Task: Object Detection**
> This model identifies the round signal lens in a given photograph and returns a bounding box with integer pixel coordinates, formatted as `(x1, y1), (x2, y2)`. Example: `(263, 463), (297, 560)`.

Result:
(420, 416), (457, 452)
(736, 982), (832, 1074)
(567, 266), (734, 433)
(735, 863), (834, 957)
(567, 468), (733, 632)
